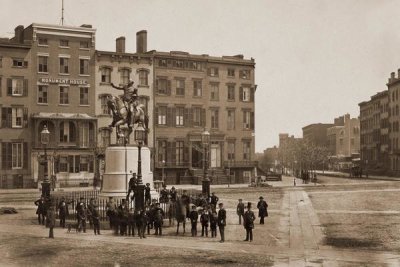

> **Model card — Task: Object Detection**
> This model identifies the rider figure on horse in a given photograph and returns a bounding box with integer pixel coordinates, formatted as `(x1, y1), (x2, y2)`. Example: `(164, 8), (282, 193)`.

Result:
(111, 79), (139, 127)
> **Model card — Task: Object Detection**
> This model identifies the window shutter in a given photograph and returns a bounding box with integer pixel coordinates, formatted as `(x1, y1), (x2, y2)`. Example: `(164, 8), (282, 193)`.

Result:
(1, 108), (6, 128)
(55, 156), (59, 173)
(6, 143), (12, 170)
(68, 155), (74, 173)
(250, 87), (254, 102)
(167, 80), (171, 95)
(207, 68), (211, 76)
(23, 61), (28, 67)
(23, 79), (28, 96)
(23, 142), (28, 169)
(7, 79), (12, 96)
(250, 112), (255, 130)
(216, 68), (219, 76)
(167, 142), (172, 163)
(201, 109), (206, 127)
(75, 155), (80, 173)
(89, 156), (94, 173)
(154, 107), (159, 125)
(155, 79), (159, 93)
(243, 111), (246, 129)
(183, 145), (189, 165)
(23, 108), (28, 128)
(171, 107), (176, 127)
(186, 108), (192, 127)
(171, 141), (176, 164)
(239, 87), (243, 102)
(1, 143), (6, 170)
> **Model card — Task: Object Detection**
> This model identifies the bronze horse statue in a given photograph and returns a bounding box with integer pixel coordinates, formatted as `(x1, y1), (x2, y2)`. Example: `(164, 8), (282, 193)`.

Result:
(107, 95), (149, 141)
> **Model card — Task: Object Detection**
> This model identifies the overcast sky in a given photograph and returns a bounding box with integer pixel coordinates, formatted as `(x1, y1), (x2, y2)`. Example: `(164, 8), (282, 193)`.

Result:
(1, 0), (400, 152)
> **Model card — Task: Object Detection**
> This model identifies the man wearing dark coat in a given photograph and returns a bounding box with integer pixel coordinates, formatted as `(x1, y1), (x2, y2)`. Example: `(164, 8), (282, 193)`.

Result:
(200, 209), (210, 237)
(92, 206), (101, 235)
(34, 196), (47, 225)
(153, 203), (164, 236)
(217, 203), (226, 243)
(210, 192), (219, 207)
(257, 196), (268, 224)
(118, 199), (129, 236)
(236, 199), (245, 225)
(159, 185), (169, 204)
(58, 197), (69, 228)
(76, 197), (87, 233)
(189, 205), (199, 237)
(243, 202), (256, 241)
(145, 183), (151, 207)
(169, 186), (177, 202)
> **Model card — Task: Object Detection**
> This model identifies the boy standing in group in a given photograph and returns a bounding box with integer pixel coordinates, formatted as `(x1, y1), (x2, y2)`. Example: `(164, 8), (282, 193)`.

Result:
(236, 199), (245, 225)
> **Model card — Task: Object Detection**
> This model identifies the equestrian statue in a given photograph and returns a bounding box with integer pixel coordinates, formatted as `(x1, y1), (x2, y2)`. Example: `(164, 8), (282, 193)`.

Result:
(107, 80), (149, 142)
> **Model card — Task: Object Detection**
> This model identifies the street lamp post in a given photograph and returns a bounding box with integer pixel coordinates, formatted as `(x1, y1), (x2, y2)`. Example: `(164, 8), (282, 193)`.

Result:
(41, 125), (50, 198)
(134, 123), (146, 211)
(201, 129), (211, 201)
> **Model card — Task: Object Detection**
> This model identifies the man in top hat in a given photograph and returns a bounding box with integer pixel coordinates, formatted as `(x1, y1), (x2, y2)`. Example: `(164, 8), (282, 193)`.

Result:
(75, 197), (87, 233)
(236, 199), (245, 225)
(153, 202), (164, 235)
(217, 203), (226, 242)
(257, 196), (268, 224)
(243, 202), (255, 241)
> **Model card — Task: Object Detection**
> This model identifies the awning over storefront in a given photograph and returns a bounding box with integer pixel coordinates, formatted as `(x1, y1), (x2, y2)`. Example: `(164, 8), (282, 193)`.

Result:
(31, 112), (96, 120)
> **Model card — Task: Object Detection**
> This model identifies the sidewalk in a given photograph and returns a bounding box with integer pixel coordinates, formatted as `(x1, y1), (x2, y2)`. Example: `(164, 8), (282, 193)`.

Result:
(316, 171), (400, 181)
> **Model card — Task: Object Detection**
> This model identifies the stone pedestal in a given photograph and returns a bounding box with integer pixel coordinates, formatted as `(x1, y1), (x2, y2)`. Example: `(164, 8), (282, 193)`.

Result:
(100, 145), (158, 201)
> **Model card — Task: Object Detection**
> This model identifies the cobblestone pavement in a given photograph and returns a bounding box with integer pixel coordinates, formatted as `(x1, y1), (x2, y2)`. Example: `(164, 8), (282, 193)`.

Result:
(1, 176), (400, 266)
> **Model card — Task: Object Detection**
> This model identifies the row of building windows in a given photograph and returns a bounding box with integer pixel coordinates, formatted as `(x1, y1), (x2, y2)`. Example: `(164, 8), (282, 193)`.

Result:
(36, 85), (89, 105)
(100, 67), (149, 86)
(37, 55), (90, 75)
(38, 37), (90, 49)
(154, 106), (254, 130)
(155, 77), (254, 101)
(156, 140), (251, 165)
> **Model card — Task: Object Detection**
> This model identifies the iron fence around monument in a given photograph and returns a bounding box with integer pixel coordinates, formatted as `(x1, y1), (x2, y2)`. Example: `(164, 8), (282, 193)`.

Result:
(50, 188), (200, 221)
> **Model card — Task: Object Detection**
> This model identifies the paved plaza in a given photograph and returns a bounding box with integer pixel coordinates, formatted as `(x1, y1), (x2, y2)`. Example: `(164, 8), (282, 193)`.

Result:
(0, 176), (400, 266)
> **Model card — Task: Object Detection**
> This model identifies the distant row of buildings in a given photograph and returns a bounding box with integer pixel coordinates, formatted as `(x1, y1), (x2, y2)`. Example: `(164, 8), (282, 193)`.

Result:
(0, 23), (256, 188)
(262, 113), (360, 172)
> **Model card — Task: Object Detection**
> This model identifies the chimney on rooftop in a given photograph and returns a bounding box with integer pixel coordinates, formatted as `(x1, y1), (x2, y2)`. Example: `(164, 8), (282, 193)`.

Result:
(136, 30), (147, 54)
(116, 36), (126, 53)
(390, 72), (396, 83)
(14, 25), (24, 43)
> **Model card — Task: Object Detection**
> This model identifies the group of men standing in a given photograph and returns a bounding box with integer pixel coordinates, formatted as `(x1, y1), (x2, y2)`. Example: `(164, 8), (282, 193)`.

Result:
(106, 197), (165, 239)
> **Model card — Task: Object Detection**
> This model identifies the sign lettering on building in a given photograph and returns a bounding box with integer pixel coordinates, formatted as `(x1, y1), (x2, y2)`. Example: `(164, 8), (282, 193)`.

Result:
(39, 77), (88, 85)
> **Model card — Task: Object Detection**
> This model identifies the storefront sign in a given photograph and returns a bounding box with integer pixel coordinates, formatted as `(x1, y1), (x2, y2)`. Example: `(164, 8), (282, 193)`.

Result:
(39, 77), (88, 85)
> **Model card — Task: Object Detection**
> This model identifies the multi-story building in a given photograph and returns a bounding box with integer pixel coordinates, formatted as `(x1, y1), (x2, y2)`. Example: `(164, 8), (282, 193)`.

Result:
(152, 51), (256, 184)
(1, 23), (97, 188)
(0, 26), (33, 188)
(359, 90), (389, 173)
(95, 32), (153, 176)
(327, 114), (360, 157)
(302, 123), (334, 147)
(387, 71), (400, 174)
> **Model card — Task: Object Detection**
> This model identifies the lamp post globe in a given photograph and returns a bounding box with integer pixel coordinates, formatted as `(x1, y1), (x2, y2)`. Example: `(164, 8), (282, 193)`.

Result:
(41, 125), (51, 198)
(201, 129), (211, 201)
(134, 122), (146, 210)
